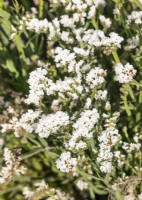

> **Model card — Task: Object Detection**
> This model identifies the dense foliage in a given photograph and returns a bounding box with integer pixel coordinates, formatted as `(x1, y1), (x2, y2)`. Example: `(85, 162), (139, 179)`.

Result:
(0, 0), (142, 199)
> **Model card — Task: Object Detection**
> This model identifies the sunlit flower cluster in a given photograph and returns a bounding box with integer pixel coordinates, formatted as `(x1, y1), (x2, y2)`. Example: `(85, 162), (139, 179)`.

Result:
(1, 0), (142, 199)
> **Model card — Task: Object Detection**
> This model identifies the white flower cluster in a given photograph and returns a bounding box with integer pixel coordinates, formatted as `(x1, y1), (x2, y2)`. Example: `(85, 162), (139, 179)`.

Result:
(20, 109), (41, 133)
(122, 142), (141, 152)
(25, 68), (49, 106)
(10, 7), (37, 39)
(56, 151), (77, 174)
(97, 112), (120, 173)
(125, 35), (139, 51)
(86, 67), (107, 88)
(81, 30), (124, 54)
(53, 47), (90, 74)
(54, 47), (76, 68)
(25, 67), (84, 106)
(114, 63), (137, 83)
(1, 107), (24, 137)
(99, 15), (112, 28)
(51, 0), (106, 19)
(26, 17), (61, 40)
(54, 189), (75, 200)
(127, 11), (142, 24)
(22, 13), (123, 56)
(95, 90), (107, 100)
(19, 108), (70, 138)
(23, 180), (75, 200)
(8, 2), (139, 189)
(76, 180), (88, 190)
(35, 111), (69, 138)
(23, 187), (34, 199)
(122, 134), (141, 153)
(0, 148), (25, 183)
(67, 109), (99, 150)
(26, 18), (49, 32)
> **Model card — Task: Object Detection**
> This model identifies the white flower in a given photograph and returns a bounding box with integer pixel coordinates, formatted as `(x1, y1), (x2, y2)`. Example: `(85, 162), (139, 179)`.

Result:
(94, 0), (106, 7)
(85, 98), (91, 109)
(25, 68), (49, 106)
(81, 30), (123, 54)
(125, 35), (139, 51)
(95, 90), (107, 100)
(99, 15), (112, 28)
(56, 152), (77, 173)
(100, 161), (112, 173)
(35, 111), (69, 138)
(67, 109), (99, 150)
(76, 180), (88, 190)
(97, 113), (120, 173)
(73, 47), (89, 57)
(54, 47), (76, 67)
(114, 63), (137, 83)
(20, 110), (41, 133)
(26, 18), (49, 32)
(88, 5), (96, 19)
(73, 109), (99, 132)
(23, 187), (34, 199)
(86, 67), (107, 88)
(127, 11), (142, 24)
(113, 8), (120, 15)
(0, 148), (25, 183)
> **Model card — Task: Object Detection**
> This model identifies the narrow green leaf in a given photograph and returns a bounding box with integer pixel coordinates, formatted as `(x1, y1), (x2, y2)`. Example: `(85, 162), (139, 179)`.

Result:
(130, 80), (142, 87)
(13, 35), (26, 61)
(0, 8), (10, 19)
(38, 138), (48, 147)
(39, 0), (44, 18)
(21, 148), (44, 159)
(89, 187), (95, 199)
(5, 59), (19, 77)
(112, 50), (120, 64)
(1, 18), (11, 36)
(125, 84), (136, 101)
(139, 90), (142, 103)
(124, 95), (131, 116)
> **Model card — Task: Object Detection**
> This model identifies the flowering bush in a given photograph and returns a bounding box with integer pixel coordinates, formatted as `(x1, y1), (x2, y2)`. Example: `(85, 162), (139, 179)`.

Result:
(0, 0), (142, 199)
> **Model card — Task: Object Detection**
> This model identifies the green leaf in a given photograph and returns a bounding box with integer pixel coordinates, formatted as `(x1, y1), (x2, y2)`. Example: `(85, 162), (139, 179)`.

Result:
(11, 0), (21, 13)
(125, 84), (136, 101)
(21, 148), (44, 159)
(13, 35), (26, 61)
(130, 80), (142, 87)
(26, 134), (41, 147)
(123, 95), (131, 116)
(38, 138), (48, 147)
(139, 90), (142, 103)
(4, 59), (19, 77)
(0, 8), (10, 19)
(39, 0), (44, 18)
(89, 187), (95, 199)
(0, 0), (4, 8)
(0, 18), (11, 36)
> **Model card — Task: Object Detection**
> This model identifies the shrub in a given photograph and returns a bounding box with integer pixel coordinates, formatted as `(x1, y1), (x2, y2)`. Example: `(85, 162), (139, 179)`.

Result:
(0, 0), (142, 199)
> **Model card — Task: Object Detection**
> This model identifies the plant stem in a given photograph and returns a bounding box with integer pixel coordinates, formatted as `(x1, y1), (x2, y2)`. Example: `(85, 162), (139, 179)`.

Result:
(112, 51), (120, 64)
(92, 18), (99, 30)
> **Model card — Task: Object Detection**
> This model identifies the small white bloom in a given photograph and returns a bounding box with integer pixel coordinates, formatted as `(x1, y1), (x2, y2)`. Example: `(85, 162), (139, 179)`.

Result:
(76, 180), (88, 190)
(114, 63), (137, 83)
(56, 152), (77, 173)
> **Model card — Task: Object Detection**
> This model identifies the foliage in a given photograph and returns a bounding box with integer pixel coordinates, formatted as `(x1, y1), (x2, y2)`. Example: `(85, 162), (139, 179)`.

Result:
(0, 0), (142, 199)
